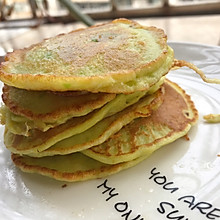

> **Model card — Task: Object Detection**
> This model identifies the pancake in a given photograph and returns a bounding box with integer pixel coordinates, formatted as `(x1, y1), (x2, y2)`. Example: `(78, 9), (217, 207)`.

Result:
(11, 153), (148, 182)
(0, 19), (174, 93)
(26, 86), (164, 157)
(2, 84), (116, 122)
(0, 90), (116, 135)
(0, 89), (116, 136)
(82, 79), (198, 164)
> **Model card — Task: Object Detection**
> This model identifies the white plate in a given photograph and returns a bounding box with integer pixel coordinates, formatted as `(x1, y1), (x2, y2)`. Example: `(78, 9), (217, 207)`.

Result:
(0, 42), (220, 220)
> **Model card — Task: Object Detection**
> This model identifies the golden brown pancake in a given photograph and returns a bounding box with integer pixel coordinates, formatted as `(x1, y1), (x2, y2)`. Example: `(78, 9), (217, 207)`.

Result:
(2, 84), (116, 121)
(0, 19), (174, 93)
(11, 153), (148, 182)
(0, 86), (116, 136)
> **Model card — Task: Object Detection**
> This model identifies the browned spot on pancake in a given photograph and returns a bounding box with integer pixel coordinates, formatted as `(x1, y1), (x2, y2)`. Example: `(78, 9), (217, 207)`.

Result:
(183, 134), (190, 141)
(44, 22), (166, 73)
(149, 82), (190, 131)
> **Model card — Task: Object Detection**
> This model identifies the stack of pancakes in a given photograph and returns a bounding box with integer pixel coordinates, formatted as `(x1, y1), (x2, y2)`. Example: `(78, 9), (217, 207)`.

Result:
(0, 19), (198, 182)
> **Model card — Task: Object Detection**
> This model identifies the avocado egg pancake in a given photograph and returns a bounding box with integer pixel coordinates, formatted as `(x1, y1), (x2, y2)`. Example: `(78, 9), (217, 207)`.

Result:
(11, 153), (148, 182)
(0, 18), (203, 182)
(2, 84), (116, 124)
(0, 19), (174, 93)
(10, 80), (198, 182)
(0, 87), (116, 135)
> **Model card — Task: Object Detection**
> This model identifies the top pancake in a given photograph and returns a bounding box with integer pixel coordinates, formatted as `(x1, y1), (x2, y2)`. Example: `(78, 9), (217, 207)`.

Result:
(0, 19), (174, 93)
